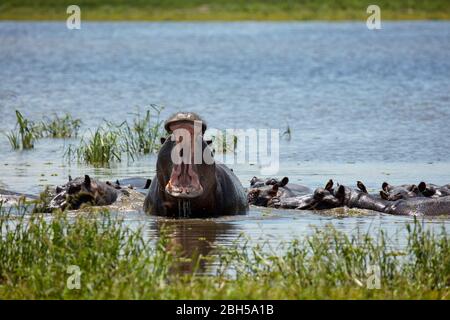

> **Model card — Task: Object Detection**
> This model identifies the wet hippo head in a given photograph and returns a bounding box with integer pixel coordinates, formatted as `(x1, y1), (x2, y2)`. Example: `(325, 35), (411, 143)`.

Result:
(49, 175), (118, 210)
(292, 179), (339, 210)
(380, 182), (419, 201)
(158, 112), (214, 200)
(247, 177), (289, 206)
(418, 182), (450, 198)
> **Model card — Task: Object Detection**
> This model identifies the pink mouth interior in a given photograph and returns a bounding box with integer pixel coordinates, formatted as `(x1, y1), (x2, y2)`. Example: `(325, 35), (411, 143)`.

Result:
(166, 163), (203, 198)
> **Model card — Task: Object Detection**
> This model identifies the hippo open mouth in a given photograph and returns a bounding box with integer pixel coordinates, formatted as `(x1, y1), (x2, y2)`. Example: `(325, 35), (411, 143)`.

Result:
(166, 163), (204, 198)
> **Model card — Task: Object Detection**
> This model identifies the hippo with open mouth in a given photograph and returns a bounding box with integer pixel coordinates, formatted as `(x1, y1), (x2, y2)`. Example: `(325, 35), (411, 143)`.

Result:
(143, 112), (248, 218)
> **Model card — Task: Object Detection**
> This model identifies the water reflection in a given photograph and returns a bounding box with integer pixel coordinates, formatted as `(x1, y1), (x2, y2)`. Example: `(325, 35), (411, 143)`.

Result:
(149, 218), (239, 274)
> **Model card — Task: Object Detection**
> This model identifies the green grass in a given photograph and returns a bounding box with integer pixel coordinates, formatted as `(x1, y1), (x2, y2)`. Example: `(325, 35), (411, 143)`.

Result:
(0, 0), (449, 21)
(5, 110), (82, 150)
(107, 105), (165, 160)
(0, 202), (449, 299)
(65, 106), (164, 166)
(65, 127), (122, 167)
(36, 113), (82, 139)
(5, 110), (37, 150)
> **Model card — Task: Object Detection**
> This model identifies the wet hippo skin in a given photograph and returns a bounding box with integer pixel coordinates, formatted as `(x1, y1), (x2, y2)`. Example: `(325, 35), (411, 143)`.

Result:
(144, 112), (248, 218)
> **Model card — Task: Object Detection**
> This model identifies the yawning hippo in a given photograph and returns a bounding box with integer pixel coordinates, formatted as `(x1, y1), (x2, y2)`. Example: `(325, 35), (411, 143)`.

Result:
(144, 112), (248, 218)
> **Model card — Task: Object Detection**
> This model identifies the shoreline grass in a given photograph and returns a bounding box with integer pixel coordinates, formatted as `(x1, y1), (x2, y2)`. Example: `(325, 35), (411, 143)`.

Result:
(0, 1), (449, 21)
(1, 203), (449, 299)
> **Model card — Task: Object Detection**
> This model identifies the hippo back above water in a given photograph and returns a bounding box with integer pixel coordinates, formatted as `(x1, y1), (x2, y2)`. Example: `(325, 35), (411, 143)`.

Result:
(144, 112), (248, 218)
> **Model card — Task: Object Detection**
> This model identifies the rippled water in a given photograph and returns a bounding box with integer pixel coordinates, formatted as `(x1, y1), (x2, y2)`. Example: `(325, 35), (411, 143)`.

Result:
(1, 22), (450, 272)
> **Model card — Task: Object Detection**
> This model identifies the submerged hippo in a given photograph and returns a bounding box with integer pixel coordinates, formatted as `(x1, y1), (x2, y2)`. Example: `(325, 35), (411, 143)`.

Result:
(144, 112), (248, 218)
(418, 182), (450, 198)
(247, 176), (312, 207)
(319, 182), (450, 216)
(379, 182), (420, 201)
(268, 179), (340, 210)
(49, 175), (119, 211)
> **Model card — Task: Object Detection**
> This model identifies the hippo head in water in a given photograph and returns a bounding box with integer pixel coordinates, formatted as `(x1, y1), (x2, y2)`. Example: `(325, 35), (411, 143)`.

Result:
(145, 112), (248, 217)
(247, 177), (289, 206)
(379, 182), (419, 201)
(49, 175), (119, 211)
(295, 179), (342, 210)
(158, 112), (213, 200)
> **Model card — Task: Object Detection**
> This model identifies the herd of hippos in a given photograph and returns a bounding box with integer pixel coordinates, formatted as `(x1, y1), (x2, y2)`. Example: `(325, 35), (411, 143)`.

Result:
(1, 112), (450, 217)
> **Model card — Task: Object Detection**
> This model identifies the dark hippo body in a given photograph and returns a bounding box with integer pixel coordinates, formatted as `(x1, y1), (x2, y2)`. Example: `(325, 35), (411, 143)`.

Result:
(418, 182), (450, 198)
(49, 175), (119, 211)
(145, 162), (248, 217)
(114, 177), (151, 193)
(321, 182), (450, 216)
(380, 182), (420, 201)
(144, 112), (248, 218)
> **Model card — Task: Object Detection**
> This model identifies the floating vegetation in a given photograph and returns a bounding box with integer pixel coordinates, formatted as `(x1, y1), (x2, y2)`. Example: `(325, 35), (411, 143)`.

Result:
(0, 208), (449, 299)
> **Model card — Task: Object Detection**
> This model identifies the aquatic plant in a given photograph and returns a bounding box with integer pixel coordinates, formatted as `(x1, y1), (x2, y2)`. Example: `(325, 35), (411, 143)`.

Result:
(36, 113), (82, 138)
(110, 105), (165, 159)
(65, 128), (122, 167)
(210, 130), (238, 154)
(5, 111), (82, 150)
(5, 110), (36, 150)
(66, 106), (164, 166)
(0, 203), (449, 299)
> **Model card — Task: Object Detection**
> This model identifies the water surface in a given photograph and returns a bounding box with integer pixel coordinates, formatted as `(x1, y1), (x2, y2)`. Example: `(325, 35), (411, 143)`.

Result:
(1, 22), (450, 272)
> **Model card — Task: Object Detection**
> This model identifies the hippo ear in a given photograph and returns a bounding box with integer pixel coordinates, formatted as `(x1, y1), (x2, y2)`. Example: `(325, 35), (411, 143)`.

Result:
(418, 182), (427, 193)
(250, 176), (258, 186)
(68, 175), (72, 182)
(382, 182), (389, 192)
(160, 137), (166, 145)
(336, 185), (346, 200)
(325, 179), (333, 191)
(380, 190), (389, 200)
(144, 179), (151, 189)
(115, 180), (120, 186)
(269, 184), (279, 196)
(278, 177), (289, 187)
(84, 175), (91, 187)
(357, 181), (368, 193)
